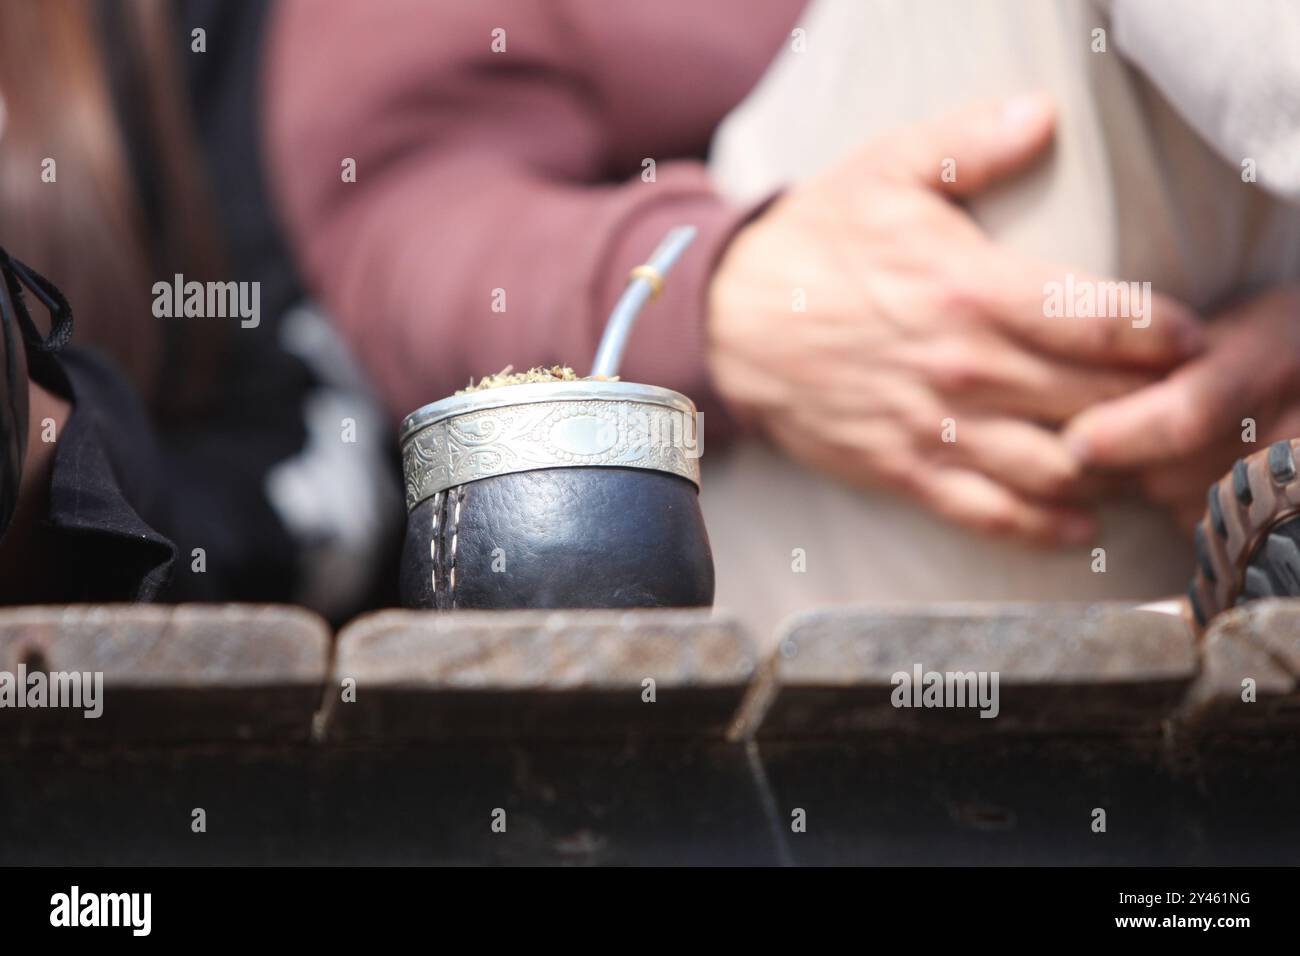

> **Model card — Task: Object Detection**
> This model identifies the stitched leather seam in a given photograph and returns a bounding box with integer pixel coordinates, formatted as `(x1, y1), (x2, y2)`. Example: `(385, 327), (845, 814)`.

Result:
(449, 485), (465, 608)
(429, 490), (443, 604)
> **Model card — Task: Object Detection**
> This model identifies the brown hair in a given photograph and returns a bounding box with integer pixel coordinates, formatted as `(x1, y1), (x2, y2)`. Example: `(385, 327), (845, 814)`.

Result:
(0, 0), (226, 412)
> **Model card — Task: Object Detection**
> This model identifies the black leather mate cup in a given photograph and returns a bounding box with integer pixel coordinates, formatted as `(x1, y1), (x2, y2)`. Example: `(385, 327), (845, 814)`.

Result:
(399, 380), (713, 609)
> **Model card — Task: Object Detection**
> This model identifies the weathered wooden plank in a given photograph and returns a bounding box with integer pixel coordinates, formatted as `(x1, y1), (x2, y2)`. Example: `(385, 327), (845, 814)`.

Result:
(1183, 599), (1300, 733)
(0, 605), (329, 746)
(735, 603), (1196, 739)
(325, 609), (756, 741)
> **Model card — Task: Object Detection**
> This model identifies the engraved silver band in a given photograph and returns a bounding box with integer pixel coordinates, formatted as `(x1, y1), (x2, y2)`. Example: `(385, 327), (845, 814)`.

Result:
(400, 382), (701, 511)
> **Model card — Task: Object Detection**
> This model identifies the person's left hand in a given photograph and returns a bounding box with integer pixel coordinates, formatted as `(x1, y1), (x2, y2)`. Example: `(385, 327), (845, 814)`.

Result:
(1062, 285), (1300, 531)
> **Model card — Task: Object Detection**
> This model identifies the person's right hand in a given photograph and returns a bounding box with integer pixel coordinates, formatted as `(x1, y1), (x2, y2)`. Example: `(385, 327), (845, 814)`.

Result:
(706, 93), (1204, 545)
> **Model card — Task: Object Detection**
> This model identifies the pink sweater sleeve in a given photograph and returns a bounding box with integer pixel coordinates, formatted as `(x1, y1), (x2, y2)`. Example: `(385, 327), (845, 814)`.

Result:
(262, 0), (798, 431)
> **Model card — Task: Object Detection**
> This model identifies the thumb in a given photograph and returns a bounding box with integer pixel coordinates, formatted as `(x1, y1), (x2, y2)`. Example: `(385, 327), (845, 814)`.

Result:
(876, 92), (1057, 197)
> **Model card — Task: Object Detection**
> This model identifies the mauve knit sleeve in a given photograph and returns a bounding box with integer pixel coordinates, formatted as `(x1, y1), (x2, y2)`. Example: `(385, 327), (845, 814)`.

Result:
(262, 0), (798, 432)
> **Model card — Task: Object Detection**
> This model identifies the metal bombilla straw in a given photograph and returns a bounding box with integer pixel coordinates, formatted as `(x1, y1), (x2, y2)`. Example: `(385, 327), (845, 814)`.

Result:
(590, 225), (698, 379)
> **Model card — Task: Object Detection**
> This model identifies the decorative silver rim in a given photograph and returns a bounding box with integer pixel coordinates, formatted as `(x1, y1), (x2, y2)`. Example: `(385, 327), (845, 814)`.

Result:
(400, 381), (695, 440)
(400, 382), (701, 511)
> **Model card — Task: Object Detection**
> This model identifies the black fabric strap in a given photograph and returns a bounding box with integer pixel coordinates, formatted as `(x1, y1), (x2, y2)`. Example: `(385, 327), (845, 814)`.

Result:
(0, 247), (74, 355)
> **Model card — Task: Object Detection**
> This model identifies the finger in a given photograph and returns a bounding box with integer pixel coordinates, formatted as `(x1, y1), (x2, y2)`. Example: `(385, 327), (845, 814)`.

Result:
(769, 412), (1095, 547)
(796, 407), (1082, 500)
(1060, 356), (1263, 473)
(899, 332), (1160, 423)
(1064, 343), (1273, 469)
(969, 254), (1205, 369)
(926, 417), (1086, 502)
(856, 92), (1057, 197)
(1064, 378), (1207, 470)
(764, 414), (918, 493)
(912, 466), (1097, 547)
(960, 359), (1157, 424)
